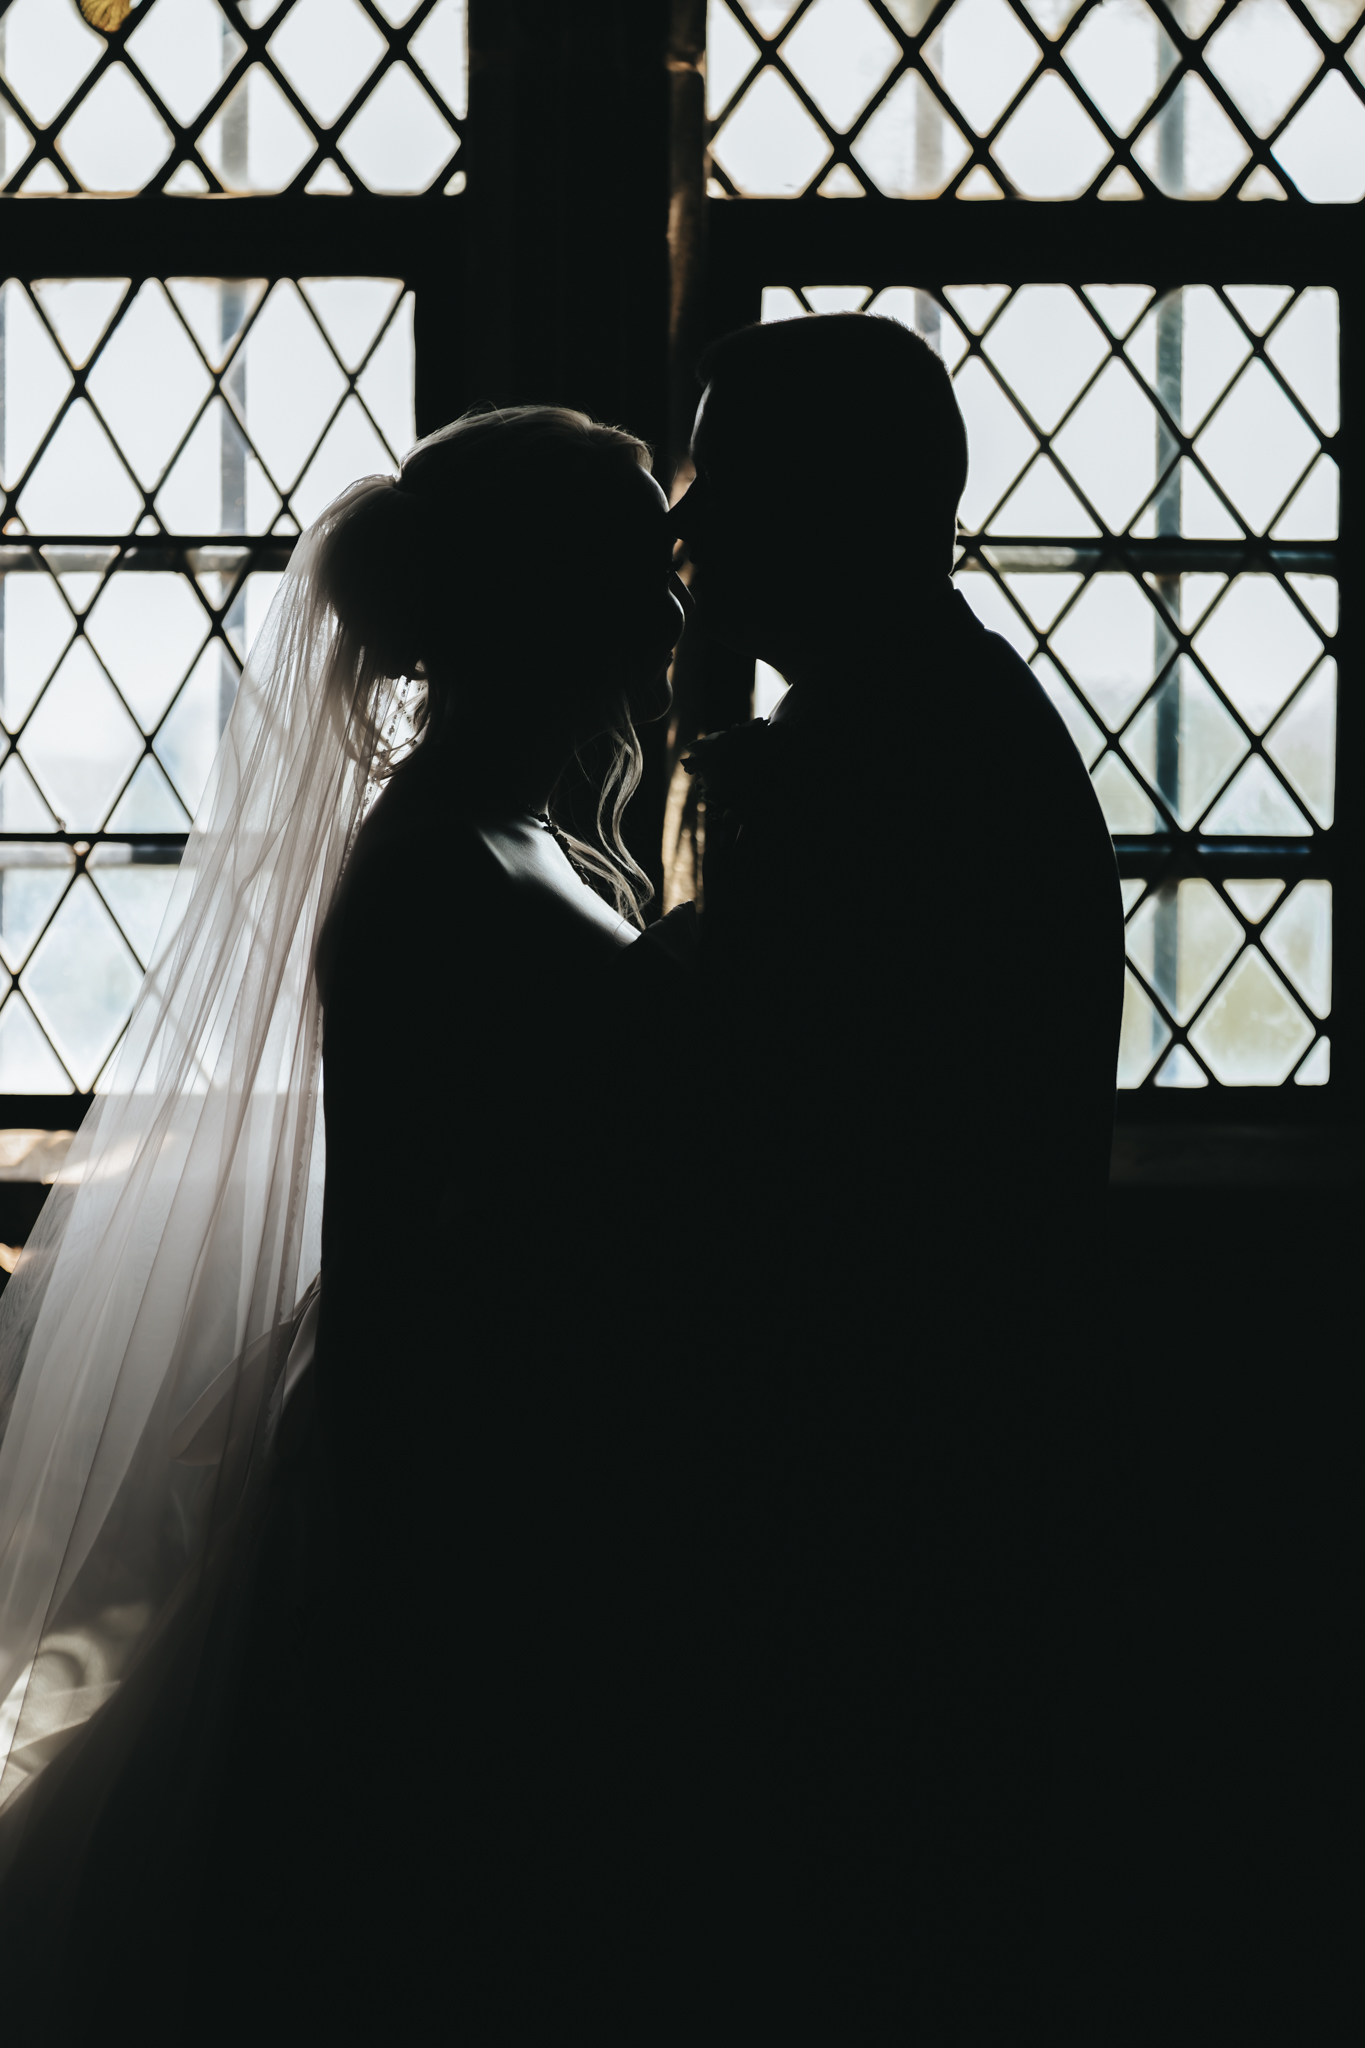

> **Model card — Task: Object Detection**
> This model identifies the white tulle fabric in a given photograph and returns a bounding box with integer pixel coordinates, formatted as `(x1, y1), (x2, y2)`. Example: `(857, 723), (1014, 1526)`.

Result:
(0, 486), (404, 1887)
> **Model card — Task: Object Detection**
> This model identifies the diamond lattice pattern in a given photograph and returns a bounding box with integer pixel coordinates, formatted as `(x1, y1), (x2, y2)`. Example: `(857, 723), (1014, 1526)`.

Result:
(0, 0), (466, 194)
(709, 0), (1365, 200)
(0, 274), (415, 1092)
(759, 281), (1334, 1089)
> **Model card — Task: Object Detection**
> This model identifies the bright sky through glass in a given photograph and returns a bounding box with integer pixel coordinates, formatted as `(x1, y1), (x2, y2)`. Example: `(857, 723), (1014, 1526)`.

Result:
(0, 0), (467, 194)
(709, 0), (1365, 200)
(0, 275), (416, 1093)
(758, 280), (1335, 1089)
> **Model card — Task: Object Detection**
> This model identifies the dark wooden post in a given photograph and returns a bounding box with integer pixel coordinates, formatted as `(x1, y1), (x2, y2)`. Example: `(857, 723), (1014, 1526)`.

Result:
(667, 0), (707, 488)
(463, 0), (675, 906)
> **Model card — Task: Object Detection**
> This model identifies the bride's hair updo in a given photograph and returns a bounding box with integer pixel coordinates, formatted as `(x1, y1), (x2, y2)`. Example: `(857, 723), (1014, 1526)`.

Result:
(312, 403), (659, 918)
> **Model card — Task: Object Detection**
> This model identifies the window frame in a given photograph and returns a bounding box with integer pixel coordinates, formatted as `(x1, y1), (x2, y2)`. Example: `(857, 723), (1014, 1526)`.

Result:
(701, 197), (1359, 1127)
(0, 194), (464, 1127)
(0, 0), (467, 201)
(0, 4), (678, 1135)
(703, 0), (1365, 206)
(1, 9), (1356, 1130)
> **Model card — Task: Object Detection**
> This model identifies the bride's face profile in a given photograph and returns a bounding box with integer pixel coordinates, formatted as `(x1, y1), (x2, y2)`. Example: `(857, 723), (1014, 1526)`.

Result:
(423, 454), (690, 819)
(559, 461), (691, 729)
(418, 454), (688, 745)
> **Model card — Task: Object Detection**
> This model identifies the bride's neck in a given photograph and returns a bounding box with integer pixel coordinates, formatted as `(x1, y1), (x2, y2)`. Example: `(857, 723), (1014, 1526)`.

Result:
(412, 720), (570, 821)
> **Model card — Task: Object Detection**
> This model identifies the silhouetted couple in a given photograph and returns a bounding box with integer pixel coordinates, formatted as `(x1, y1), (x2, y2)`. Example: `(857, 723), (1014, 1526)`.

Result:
(38, 317), (1123, 2034)
(314, 314), (1121, 2032)
(307, 316), (1124, 2035)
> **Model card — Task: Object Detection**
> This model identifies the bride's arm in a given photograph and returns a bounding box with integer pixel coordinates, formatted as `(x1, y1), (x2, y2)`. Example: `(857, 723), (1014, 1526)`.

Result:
(320, 823), (508, 1248)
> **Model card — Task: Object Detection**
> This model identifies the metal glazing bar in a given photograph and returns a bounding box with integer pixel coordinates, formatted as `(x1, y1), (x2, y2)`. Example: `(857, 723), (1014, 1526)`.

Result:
(0, 833), (185, 857)
(1113, 838), (1326, 877)
(964, 543), (1339, 575)
(0, 544), (298, 570)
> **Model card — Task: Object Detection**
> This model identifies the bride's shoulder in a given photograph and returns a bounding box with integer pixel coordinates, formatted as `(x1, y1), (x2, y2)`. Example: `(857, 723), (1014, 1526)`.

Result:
(354, 761), (494, 873)
(315, 774), (503, 1004)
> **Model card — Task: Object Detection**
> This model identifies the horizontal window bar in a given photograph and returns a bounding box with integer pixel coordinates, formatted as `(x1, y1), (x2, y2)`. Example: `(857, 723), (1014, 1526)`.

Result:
(0, 543), (298, 569)
(708, 201), (1361, 279)
(0, 198), (464, 281)
(0, 834), (185, 851)
(1114, 839), (1327, 878)
(965, 543), (1339, 575)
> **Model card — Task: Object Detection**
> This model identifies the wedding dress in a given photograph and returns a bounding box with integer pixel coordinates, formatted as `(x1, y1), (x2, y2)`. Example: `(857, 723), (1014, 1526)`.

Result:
(0, 482), (421, 1939)
(0, 466), (697, 2024)
(267, 734), (698, 2029)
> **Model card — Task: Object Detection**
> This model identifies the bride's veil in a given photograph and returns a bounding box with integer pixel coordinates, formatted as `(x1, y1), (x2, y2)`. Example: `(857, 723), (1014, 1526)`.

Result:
(0, 482), (410, 1909)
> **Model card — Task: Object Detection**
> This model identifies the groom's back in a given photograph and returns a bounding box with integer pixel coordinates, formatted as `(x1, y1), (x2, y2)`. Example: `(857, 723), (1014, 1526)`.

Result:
(679, 312), (1122, 1257)
(910, 591), (1122, 1208)
(678, 311), (1127, 2026)
(689, 594), (1127, 2034)
(702, 593), (1122, 1252)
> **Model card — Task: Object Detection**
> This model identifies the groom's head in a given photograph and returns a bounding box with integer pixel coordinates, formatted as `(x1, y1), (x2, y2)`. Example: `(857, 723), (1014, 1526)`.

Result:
(674, 312), (967, 670)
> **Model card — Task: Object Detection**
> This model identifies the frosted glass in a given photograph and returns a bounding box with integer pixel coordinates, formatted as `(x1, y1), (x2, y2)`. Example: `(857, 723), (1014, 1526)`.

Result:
(781, 0), (898, 134)
(0, 269), (414, 1090)
(711, 66), (830, 194)
(22, 877), (142, 1091)
(337, 65), (459, 195)
(1188, 948), (1313, 1084)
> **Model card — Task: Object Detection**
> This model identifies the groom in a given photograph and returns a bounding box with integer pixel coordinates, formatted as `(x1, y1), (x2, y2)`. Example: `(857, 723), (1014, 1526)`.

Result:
(670, 313), (1126, 2028)
(674, 310), (1123, 1251)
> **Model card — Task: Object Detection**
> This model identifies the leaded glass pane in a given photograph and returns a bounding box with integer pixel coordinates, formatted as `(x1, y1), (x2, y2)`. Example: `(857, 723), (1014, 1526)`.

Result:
(753, 282), (1336, 1089)
(0, 272), (415, 1091)
(0, 0), (465, 195)
(707, 0), (1365, 200)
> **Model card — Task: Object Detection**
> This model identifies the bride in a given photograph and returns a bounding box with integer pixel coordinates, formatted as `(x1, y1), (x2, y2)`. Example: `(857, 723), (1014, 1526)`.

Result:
(0, 405), (694, 2023)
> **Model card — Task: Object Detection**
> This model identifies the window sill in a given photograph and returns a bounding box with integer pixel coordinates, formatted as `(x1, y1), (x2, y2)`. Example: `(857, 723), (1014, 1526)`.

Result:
(1110, 1124), (1358, 1189)
(0, 1130), (76, 1184)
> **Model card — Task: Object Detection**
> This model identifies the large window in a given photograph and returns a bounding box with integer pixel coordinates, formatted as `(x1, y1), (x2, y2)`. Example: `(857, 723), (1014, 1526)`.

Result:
(0, 0), (458, 1113)
(706, 0), (1365, 202)
(0, 0), (465, 196)
(695, 2), (1355, 1120)
(0, 3), (1354, 1121)
(0, 271), (415, 1091)
(755, 280), (1336, 1091)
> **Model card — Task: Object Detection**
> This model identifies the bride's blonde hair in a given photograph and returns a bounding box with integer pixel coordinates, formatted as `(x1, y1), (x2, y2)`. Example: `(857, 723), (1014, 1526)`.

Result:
(312, 403), (658, 922)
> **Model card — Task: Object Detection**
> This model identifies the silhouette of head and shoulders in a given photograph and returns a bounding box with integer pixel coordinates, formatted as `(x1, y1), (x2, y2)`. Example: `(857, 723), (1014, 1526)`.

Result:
(673, 313), (969, 717)
(673, 313), (1123, 1204)
(674, 312), (1113, 863)
(313, 405), (689, 1010)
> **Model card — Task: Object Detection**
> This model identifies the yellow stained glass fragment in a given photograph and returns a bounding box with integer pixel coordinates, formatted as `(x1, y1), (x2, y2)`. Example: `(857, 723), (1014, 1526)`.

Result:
(80, 0), (132, 31)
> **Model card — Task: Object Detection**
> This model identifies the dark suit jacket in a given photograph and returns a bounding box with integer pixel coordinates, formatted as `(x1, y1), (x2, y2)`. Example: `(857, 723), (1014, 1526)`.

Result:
(680, 591), (1131, 2021)
(693, 587), (1124, 1283)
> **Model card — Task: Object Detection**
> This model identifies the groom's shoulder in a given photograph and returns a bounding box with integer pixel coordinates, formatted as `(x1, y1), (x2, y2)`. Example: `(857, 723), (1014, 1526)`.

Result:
(943, 588), (1042, 711)
(947, 593), (1106, 822)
